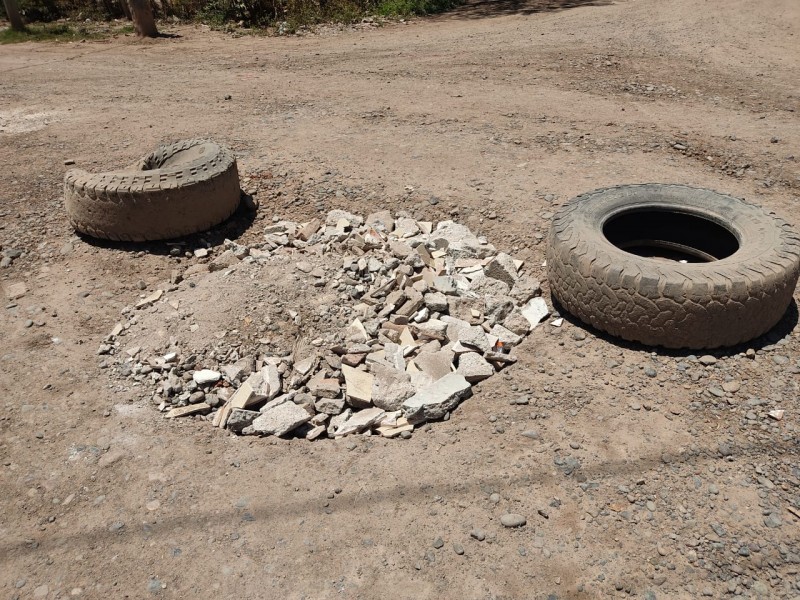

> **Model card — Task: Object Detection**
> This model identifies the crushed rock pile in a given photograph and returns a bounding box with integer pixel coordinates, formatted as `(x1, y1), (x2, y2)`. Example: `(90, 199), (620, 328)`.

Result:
(102, 209), (552, 440)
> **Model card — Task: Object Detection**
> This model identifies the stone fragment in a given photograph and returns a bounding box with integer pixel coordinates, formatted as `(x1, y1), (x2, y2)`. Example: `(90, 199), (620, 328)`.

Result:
(490, 324), (522, 347)
(402, 373), (472, 424)
(346, 318), (369, 343)
(500, 513), (527, 528)
(456, 352), (494, 382)
(252, 402), (312, 436)
(412, 319), (448, 341)
(377, 423), (413, 438)
(433, 276), (458, 295)
(414, 350), (454, 381)
(226, 409), (259, 433)
(307, 376), (341, 399)
(306, 425), (327, 440)
(327, 409), (352, 436)
(722, 381), (741, 393)
(342, 365), (374, 408)
(484, 295), (514, 324)
(503, 307), (532, 336)
(135, 289), (163, 309)
(458, 326), (490, 353)
(424, 291), (448, 312)
(366, 210), (395, 232)
(484, 252), (519, 287)
(296, 218), (322, 241)
(334, 407), (386, 436)
(520, 297), (549, 328)
(208, 249), (239, 272)
(371, 363), (416, 411)
(768, 409), (785, 421)
(397, 288), (424, 318)
(166, 403), (211, 418)
(5, 281), (27, 299)
(193, 369), (221, 385)
(315, 396), (346, 415)
(509, 275), (542, 304)
(326, 210), (363, 229)
(699, 355), (717, 366)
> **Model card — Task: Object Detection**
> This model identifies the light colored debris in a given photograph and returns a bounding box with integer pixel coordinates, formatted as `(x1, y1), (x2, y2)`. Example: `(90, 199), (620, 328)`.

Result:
(166, 403), (211, 418)
(193, 369), (221, 385)
(252, 402), (312, 436)
(520, 297), (550, 328)
(371, 363), (416, 411)
(135, 289), (163, 309)
(342, 365), (374, 408)
(456, 352), (495, 382)
(402, 373), (472, 424)
(334, 406), (385, 436)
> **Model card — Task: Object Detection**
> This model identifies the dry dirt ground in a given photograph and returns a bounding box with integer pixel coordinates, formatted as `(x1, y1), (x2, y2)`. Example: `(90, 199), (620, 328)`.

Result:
(2, 0), (800, 598)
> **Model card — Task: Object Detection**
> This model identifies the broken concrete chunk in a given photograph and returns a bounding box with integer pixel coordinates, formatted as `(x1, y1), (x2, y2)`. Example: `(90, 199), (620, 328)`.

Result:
(423, 291), (448, 312)
(193, 369), (221, 385)
(326, 209), (363, 229)
(412, 319), (448, 341)
(489, 324), (523, 347)
(327, 408), (352, 436)
(520, 297), (550, 328)
(307, 376), (341, 399)
(396, 287), (424, 318)
(226, 408), (259, 433)
(315, 396), (346, 415)
(342, 365), (374, 408)
(402, 373), (472, 424)
(371, 363), (416, 411)
(503, 307), (532, 336)
(296, 218), (322, 241)
(456, 352), (495, 382)
(135, 289), (163, 309)
(509, 275), (542, 304)
(166, 403), (211, 418)
(433, 276), (458, 295)
(484, 252), (519, 287)
(458, 326), (491, 353)
(252, 402), (312, 436)
(414, 349), (455, 381)
(366, 209), (395, 232)
(208, 249), (240, 272)
(346, 318), (369, 343)
(334, 407), (386, 436)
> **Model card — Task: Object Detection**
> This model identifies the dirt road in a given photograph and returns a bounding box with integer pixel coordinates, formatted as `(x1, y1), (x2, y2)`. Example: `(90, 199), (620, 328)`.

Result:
(1, 0), (799, 598)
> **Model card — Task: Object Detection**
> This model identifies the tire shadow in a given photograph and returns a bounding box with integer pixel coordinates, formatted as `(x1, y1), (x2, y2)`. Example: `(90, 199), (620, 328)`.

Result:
(550, 294), (799, 359)
(75, 192), (257, 257)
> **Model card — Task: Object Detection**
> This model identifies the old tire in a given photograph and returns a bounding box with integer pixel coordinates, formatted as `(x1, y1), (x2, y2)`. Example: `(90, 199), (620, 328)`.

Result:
(547, 184), (800, 349)
(64, 139), (240, 241)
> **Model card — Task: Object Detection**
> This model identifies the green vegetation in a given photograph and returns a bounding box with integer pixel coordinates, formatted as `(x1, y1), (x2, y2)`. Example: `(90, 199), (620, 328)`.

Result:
(0, 22), (97, 42)
(0, 0), (464, 36)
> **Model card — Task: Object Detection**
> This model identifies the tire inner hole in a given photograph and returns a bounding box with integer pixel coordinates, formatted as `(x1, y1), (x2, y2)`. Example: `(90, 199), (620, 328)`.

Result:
(603, 208), (739, 263)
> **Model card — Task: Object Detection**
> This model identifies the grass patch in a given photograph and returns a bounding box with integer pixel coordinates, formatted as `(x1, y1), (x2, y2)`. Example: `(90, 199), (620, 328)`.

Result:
(0, 22), (99, 43)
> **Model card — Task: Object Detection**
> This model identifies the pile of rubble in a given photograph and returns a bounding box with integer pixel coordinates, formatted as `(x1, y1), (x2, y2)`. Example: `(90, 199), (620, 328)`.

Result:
(105, 209), (551, 440)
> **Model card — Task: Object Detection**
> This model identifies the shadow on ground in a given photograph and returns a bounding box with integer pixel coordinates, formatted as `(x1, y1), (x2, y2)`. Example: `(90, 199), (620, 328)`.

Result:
(438, 0), (612, 20)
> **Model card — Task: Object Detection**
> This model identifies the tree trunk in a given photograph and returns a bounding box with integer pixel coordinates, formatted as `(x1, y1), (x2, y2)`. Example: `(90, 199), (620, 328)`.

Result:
(120, 0), (132, 20)
(127, 0), (158, 37)
(2, 0), (25, 31)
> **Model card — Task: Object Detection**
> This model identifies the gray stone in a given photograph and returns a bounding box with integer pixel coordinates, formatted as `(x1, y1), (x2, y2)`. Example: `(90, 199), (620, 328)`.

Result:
(193, 369), (221, 385)
(326, 209), (363, 229)
(764, 513), (782, 528)
(402, 373), (472, 424)
(457, 326), (490, 353)
(698, 355), (717, 366)
(209, 249), (240, 272)
(484, 252), (519, 287)
(500, 513), (527, 528)
(414, 349), (454, 381)
(509, 275), (542, 304)
(424, 291), (449, 312)
(503, 307), (531, 336)
(371, 363), (416, 411)
(252, 402), (312, 436)
(456, 352), (494, 382)
(226, 409), (259, 433)
(333, 407), (385, 436)
(490, 324), (523, 347)
(315, 397), (346, 415)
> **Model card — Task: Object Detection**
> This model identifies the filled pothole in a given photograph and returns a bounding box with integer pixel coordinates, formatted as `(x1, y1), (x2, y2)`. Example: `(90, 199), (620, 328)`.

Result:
(102, 209), (551, 440)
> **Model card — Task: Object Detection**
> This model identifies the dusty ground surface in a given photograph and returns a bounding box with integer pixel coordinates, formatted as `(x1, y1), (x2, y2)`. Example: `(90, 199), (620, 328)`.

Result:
(2, 0), (800, 598)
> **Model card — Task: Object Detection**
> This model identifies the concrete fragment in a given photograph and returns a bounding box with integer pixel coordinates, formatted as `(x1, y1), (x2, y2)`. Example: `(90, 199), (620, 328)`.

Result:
(208, 249), (239, 272)
(458, 326), (491, 353)
(326, 209), (363, 229)
(433, 276), (458, 295)
(334, 407), (386, 436)
(456, 352), (494, 382)
(520, 297), (549, 328)
(166, 403), (211, 418)
(424, 291), (448, 312)
(366, 210), (395, 232)
(315, 396), (345, 415)
(135, 289), (163, 309)
(412, 319), (448, 340)
(346, 318), (369, 343)
(503, 307), (532, 336)
(307, 376), (341, 399)
(193, 369), (221, 385)
(490, 324), (523, 347)
(377, 423), (413, 438)
(327, 408), (352, 436)
(509, 275), (542, 304)
(252, 402), (312, 436)
(402, 373), (472, 424)
(484, 252), (519, 287)
(306, 425), (327, 440)
(226, 408), (259, 433)
(414, 349), (455, 381)
(371, 363), (416, 411)
(296, 218), (322, 241)
(342, 365), (374, 408)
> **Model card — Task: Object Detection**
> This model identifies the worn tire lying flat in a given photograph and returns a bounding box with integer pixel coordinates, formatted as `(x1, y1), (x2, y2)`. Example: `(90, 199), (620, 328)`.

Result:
(64, 139), (240, 241)
(547, 184), (800, 349)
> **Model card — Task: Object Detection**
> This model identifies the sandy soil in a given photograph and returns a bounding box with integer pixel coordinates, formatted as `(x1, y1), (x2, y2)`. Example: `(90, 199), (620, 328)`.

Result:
(1, 0), (799, 598)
